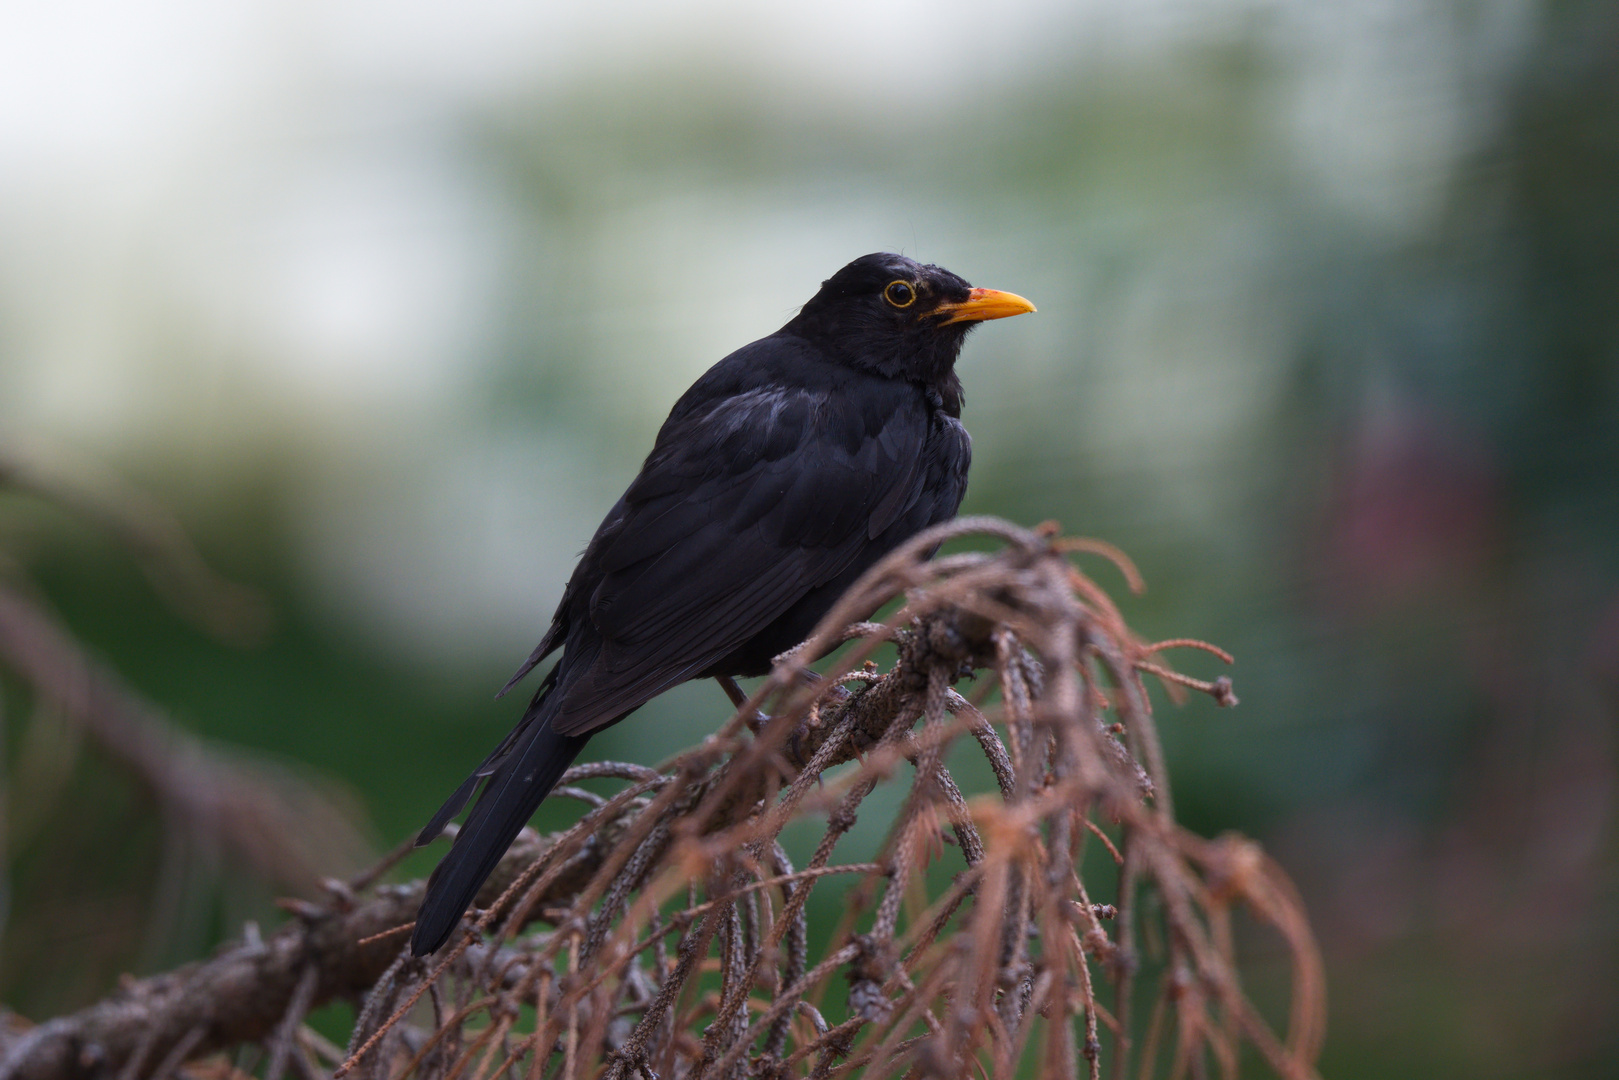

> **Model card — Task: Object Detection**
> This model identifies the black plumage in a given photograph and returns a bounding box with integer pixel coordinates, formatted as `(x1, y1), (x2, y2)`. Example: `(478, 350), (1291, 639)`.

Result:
(411, 253), (1034, 956)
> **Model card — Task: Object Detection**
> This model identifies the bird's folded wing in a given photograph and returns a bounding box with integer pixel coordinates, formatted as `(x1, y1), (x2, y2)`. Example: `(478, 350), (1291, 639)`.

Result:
(547, 380), (930, 735)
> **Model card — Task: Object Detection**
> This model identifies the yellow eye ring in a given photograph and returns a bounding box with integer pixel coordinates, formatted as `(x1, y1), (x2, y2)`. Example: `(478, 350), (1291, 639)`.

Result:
(884, 280), (917, 308)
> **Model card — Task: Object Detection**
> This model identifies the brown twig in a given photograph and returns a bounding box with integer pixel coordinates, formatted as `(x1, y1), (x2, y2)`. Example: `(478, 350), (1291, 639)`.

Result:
(0, 517), (1324, 1080)
(0, 582), (369, 895)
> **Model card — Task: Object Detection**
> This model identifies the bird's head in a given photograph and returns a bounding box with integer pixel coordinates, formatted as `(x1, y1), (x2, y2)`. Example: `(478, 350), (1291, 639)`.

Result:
(786, 253), (1035, 399)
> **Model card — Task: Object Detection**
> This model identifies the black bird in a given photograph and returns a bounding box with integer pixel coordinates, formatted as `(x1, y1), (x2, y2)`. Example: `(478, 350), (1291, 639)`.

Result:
(411, 253), (1034, 956)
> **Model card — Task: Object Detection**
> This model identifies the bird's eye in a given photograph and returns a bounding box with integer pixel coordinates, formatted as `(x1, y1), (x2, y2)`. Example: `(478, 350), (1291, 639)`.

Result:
(884, 280), (917, 308)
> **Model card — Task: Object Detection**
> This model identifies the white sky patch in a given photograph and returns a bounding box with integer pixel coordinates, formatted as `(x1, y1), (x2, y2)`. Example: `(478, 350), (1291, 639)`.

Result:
(0, 0), (1534, 661)
(292, 429), (608, 665)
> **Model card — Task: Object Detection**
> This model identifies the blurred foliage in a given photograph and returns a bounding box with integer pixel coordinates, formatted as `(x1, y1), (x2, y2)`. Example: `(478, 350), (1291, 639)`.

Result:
(1, 1), (1616, 1077)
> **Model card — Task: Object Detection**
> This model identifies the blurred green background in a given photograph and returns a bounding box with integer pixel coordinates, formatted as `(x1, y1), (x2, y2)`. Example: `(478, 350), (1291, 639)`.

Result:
(1, 0), (1615, 1075)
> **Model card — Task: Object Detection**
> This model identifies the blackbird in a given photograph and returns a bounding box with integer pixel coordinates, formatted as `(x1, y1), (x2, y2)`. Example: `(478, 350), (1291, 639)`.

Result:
(411, 252), (1033, 956)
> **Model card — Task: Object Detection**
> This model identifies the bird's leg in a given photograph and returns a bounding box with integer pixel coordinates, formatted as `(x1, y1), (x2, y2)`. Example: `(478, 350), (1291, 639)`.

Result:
(716, 676), (767, 733)
(718, 673), (808, 773)
(716, 674), (749, 710)
(717, 671), (854, 770)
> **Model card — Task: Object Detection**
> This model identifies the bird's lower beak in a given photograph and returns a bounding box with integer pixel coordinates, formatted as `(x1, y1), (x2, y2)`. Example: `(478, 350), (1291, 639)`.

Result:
(933, 288), (1037, 326)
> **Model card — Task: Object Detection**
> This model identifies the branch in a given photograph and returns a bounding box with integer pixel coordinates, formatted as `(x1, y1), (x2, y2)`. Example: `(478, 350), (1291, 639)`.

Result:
(0, 583), (366, 892)
(0, 517), (1324, 1080)
(0, 829), (575, 1080)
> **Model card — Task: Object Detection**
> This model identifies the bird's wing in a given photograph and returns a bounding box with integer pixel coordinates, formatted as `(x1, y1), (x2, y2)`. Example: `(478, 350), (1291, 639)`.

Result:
(546, 376), (932, 736)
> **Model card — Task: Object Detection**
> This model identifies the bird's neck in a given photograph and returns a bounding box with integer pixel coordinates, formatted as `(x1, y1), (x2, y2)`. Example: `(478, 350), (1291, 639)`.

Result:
(780, 318), (969, 416)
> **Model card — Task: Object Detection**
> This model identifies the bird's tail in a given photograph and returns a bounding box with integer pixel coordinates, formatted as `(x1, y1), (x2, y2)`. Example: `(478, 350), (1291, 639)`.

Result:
(411, 702), (588, 956)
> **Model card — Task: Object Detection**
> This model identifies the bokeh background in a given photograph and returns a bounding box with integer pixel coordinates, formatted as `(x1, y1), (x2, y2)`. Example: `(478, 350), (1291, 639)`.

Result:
(1, 0), (1615, 1075)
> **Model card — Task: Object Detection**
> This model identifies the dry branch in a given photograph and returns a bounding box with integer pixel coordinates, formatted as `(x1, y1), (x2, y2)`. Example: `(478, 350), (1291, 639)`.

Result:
(0, 444), (363, 904)
(0, 444), (270, 644)
(0, 582), (368, 895)
(0, 828), (583, 1080)
(0, 516), (1326, 1080)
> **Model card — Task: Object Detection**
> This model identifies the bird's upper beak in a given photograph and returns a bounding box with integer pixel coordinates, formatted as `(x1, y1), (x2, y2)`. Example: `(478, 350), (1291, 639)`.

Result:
(933, 287), (1037, 326)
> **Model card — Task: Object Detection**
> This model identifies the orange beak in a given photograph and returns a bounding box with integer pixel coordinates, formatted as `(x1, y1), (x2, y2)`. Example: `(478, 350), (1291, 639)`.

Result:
(933, 287), (1037, 326)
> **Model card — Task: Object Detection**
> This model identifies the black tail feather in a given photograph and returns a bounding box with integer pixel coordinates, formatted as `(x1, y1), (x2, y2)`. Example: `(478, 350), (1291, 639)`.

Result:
(411, 714), (589, 956)
(415, 769), (483, 847)
(417, 664), (566, 848)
